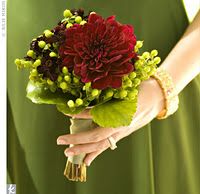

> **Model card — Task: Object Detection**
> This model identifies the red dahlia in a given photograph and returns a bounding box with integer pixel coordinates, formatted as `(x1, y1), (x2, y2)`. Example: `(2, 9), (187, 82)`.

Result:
(59, 13), (137, 89)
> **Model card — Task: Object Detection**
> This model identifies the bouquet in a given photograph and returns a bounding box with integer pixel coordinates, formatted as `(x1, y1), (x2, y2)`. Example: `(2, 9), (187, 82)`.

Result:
(15, 8), (161, 182)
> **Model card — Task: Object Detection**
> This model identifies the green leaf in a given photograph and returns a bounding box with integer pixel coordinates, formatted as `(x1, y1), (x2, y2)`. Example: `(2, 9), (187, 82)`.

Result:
(90, 99), (137, 128)
(56, 104), (85, 115)
(26, 81), (72, 105)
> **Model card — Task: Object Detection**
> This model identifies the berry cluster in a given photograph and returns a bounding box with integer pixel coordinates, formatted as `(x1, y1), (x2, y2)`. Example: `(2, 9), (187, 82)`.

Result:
(15, 9), (89, 81)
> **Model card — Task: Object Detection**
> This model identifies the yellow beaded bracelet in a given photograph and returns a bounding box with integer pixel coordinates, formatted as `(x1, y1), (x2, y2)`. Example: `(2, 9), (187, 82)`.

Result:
(152, 67), (179, 119)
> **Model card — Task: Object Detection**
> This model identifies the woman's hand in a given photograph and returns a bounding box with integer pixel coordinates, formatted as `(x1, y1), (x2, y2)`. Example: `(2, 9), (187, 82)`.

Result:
(57, 78), (164, 166)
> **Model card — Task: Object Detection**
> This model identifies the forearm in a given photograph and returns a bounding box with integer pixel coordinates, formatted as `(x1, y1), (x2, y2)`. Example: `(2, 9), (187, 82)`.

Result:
(161, 10), (200, 94)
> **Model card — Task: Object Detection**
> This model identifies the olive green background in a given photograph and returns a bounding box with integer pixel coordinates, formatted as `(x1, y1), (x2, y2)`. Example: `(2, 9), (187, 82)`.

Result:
(7, 0), (200, 194)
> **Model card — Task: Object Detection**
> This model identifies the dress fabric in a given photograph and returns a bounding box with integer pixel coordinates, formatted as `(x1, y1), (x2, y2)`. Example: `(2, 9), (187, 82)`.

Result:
(7, 0), (200, 194)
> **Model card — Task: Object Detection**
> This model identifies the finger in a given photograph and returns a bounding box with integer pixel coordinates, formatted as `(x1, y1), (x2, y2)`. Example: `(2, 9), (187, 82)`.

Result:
(84, 134), (119, 166)
(64, 138), (109, 157)
(84, 149), (105, 166)
(57, 127), (115, 145)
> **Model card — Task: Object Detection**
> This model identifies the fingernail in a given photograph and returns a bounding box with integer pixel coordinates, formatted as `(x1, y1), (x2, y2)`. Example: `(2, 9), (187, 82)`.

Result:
(86, 161), (91, 166)
(65, 151), (74, 157)
(57, 139), (65, 145)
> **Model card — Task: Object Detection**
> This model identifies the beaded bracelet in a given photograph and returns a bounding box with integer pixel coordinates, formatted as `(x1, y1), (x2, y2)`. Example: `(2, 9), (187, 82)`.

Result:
(152, 67), (179, 119)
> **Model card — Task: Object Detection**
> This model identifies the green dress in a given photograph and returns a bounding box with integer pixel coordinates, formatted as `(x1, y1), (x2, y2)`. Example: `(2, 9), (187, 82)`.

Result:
(7, 0), (200, 194)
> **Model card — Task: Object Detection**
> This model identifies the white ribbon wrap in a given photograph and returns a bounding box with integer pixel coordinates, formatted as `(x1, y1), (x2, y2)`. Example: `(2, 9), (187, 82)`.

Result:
(68, 118), (98, 164)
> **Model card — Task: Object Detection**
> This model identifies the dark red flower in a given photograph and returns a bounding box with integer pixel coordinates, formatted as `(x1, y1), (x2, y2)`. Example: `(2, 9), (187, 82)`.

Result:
(59, 14), (137, 89)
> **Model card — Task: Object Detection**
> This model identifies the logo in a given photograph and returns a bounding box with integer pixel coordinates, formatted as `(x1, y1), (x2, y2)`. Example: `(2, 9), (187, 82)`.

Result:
(7, 184), (16, 194)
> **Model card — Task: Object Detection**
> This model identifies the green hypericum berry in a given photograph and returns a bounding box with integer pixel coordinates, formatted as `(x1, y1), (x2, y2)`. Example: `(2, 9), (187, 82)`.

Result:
(154, 57), (161, 65)
(49, 52), (57, 57)
(131, 89), (138, 95)
(142, 52), (150, 59)
(14, 58), (21, 66)
(91, 89), (99, 97)
(147, 60), (154, 66)
(123, 75), (129, 81)
(33, 59), (41, 67)
(24, 61), (32, 68)
(141, 69), (148, 74)
(62, 67), (68, 74)
(142, 75), (150, 80)
(47, 79), (54, 85)
(144, 66), (151, 73)
(67, 100), (75, 108)
(27, 50), (35, 58)
(128, 89), (138, 99)
(80, 20), (87, 25)
(49, 85), (57, 93)
(43, 44), (51, 50)
(66, 23), (73, 28)
(57, 75), (62, 82)
(64, 75), (71, 82)
(63, 9), (72, 18)
(151, 50), (158, 57)
(85, 82), (91, 91)
(29, 75), (35, 80)
(75, 16), (82, 23)
(73, 77), (79, 84)
(125, 79), (132, 87)
(136, 41), (143, 48)
(134, 60), (143, 69)
(60, 82), (68, 90)
(44, 30), (53, 38)
(105, 90), (114, 98)
(20, 60), (26, 66)
(134, 64), (141, 70)
(31, 69), (38, 76)
(38, 41), (46, 48)
(133, 78), (141, 86)
(53, 43), (58, 48)
(71, 89), (77, 96)
(127, 92), (134, 99)
(85, 82), (91, 87)
(129, 72), (137, 80)
(75, 98), (83, 106)
(149, 68), (157, 76)
(114, 93), (120, 98)
(119, 89), (128, 98)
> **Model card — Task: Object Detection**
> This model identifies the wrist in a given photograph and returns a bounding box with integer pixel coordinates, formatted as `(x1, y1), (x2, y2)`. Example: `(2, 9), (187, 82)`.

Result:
(139, 78), (165, 116)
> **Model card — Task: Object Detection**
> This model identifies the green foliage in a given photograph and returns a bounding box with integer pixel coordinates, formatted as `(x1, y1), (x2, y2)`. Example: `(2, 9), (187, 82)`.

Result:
(90, 99), (137, 127)
(26, 81), (72, 105)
